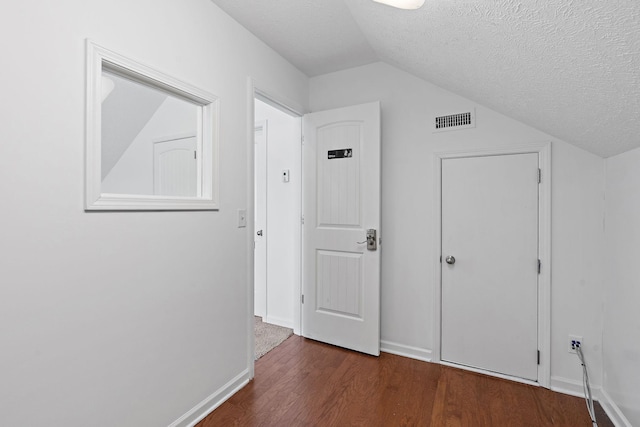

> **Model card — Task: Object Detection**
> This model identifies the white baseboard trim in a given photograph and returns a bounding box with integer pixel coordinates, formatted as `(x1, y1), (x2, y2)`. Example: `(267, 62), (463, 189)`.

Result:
(380, 340), (432, 362)
(168, 369), (250, 427)
(265, 315), (294, 330)
(598, 389), (634, 427)
(509, 376), (635, 427)
(549, 376), (634, 427)
(550, 375), (597, 399)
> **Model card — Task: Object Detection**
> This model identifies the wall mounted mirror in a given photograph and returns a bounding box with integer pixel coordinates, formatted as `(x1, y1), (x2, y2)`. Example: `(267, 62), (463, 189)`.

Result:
(85, 40), (219, 210)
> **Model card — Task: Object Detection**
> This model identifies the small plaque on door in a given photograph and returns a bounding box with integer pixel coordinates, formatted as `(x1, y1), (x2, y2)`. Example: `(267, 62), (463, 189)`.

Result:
(328, 149), (352, 159)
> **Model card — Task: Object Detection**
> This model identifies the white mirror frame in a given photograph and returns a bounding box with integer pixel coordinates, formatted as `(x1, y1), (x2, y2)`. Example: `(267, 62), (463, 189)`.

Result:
(85, 40), (219, 210)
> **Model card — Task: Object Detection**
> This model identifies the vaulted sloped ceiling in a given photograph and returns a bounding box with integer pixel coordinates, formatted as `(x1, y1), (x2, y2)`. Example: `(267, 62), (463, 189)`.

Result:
(211, 0), (640, 158)
(101, 73), (167, 179)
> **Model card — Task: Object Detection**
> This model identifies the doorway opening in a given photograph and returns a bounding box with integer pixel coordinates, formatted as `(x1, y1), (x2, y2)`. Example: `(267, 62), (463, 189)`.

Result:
(247, 89), (382, 368)
(253, 93), (302, 360)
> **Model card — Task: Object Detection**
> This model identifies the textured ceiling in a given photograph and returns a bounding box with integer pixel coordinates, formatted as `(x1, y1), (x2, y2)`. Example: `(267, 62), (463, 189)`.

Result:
(211, 0), (640, 158)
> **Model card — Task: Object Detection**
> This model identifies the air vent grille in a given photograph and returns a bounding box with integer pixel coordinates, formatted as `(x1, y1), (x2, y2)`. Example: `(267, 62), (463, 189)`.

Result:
(433, 110), (475, 132)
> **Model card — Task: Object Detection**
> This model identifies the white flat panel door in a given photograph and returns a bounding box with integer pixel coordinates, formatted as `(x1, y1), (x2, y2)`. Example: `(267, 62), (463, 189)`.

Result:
(254, 122), (267, 318)
(441, 153), (539, 381)
(153, 136), (197, 197)
(302, 102), (381, 356)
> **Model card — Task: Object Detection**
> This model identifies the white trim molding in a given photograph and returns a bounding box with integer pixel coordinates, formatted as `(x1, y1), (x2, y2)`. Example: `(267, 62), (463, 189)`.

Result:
(550, 375), (598, 399)
(265, 315), (295, 330)
(168, 369), (250, 427)
(599, 389), (634, 427)
(85, 39), (220, 210)
(432, 142), (552, 388)
(380, 341), (433, 362)
(551, 377), (633, 427)
(246, 78), (257, 381)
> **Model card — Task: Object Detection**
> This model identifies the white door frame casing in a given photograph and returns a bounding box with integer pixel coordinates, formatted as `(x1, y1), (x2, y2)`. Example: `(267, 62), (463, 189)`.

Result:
(432, 142), (551, 388)
(246, 77), (305, 379)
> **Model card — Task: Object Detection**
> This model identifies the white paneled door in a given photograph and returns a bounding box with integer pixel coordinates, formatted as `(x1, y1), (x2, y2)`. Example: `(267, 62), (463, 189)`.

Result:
(302, 102), (381, 356)
(153, 136), (197, 197)
(441, 153), (540, 381)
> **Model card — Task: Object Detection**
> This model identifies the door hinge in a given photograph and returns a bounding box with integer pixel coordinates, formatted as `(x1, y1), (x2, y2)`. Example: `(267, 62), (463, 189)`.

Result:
(538, 168), (541, 183)
(301, 135), (305, 144)
(537, 350), (540, 365)
(301, 215), (305, 225)
(538, 259), (541, 274)
(301, 294), (305, 304)
(194, 151), (197, 160)
(440, 255), (442, 263)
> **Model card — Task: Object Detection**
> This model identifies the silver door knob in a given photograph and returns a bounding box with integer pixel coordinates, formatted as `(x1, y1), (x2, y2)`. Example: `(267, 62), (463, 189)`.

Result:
(257, 230), (263, 236)
(445, 255), (456, 265)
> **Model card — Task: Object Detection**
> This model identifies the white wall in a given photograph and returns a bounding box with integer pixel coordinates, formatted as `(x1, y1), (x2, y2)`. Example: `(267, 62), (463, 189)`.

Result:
(254, 100), (301, 329)
(603, 148), (640, 426)
(309, 62), (605, 390)
(102, 96), (197, 195)
(0, 1), (307, 426)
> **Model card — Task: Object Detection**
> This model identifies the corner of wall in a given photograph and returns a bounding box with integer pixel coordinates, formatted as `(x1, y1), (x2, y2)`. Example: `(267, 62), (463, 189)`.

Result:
(168, 370), (251, 427)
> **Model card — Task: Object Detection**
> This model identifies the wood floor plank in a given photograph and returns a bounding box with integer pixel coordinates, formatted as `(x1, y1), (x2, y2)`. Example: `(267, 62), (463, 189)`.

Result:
(198, 336), (611, 426)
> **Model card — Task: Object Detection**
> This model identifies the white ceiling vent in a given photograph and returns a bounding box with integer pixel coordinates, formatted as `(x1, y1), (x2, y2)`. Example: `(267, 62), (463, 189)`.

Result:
(433, 109), (475, 133)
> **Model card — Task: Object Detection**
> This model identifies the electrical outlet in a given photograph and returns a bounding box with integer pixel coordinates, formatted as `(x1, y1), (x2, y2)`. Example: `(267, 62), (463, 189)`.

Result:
(568, 335), (583, 354)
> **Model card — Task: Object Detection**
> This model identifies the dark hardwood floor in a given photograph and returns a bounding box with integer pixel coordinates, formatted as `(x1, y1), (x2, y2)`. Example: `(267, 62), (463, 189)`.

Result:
(198, 336), (611, 426)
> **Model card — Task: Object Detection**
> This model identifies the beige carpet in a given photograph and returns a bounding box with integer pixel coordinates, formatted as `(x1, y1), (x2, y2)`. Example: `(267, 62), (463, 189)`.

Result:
(254, 316), (293, 360)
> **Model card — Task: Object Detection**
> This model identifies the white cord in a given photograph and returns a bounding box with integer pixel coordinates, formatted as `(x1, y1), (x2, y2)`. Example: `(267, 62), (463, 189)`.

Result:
(576, 345), (598, 426)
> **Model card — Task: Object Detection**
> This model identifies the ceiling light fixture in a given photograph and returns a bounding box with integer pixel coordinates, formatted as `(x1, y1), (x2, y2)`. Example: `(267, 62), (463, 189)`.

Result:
(372, 0), (425, 10)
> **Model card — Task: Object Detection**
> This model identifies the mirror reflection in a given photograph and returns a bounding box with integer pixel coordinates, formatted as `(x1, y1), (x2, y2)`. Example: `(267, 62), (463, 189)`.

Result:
(100, 69), (199, 197)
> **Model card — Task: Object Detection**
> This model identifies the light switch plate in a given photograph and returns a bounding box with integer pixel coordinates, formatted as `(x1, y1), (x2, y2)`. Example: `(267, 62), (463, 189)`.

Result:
(237, 209), (247, 228)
